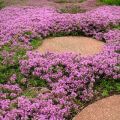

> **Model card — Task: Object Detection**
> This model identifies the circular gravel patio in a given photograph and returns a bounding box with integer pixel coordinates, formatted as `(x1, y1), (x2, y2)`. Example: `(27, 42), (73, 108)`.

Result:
(37, 36), (105, 56)
(73, 95), (120, 120)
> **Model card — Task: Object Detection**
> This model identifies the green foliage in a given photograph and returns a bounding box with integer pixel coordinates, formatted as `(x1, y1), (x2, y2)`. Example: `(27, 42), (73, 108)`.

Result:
(116, 83), (120, 91)
(74, 99), (84, 106)
(3, 45), (11, 51)
(22, 77), (47, 98)
(100, 0), (120, 5)
(30, 37), (43, 48)
(0, 65), (20, 83)
(55, 0), (67, 3)
(22, 88), (38, 98)
(0, 31), (48, 91)
(0, 41), (47, 90)
(60, 5), (86, 14)
(0, 0), (5, 9)
(24, 31), (32, 35)
(29, 76), (47, 87)
(102, 89), (109, 97)
(0, 54), (25, 84)
(54, 0), (84, 3)
(95, 79), (120, 97)
(0, 41), (27, 84)
(10, 103), (18, 109)
(112, 25), (120, 30)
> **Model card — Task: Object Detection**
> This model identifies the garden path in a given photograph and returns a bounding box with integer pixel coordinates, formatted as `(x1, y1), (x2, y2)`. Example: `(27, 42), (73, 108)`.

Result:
(37, 36), (105, 56)
(73, 95), (120, 120)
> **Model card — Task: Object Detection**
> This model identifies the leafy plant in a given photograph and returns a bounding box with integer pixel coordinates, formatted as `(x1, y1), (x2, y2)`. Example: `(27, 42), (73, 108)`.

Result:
(100, 0), (120, 5)
(54, 0), (67, 3)
(29, 76), (47, 87)
(52, 30), (84, 37)
(102, 89), (109, 97)
(95, 79), (120, 97)
(30, 37), (43, 48)
(22, 88), (39, 98)
(112, 25), (120, 30)
(54, 0), (84, 3)
(0, 45), (26, 84)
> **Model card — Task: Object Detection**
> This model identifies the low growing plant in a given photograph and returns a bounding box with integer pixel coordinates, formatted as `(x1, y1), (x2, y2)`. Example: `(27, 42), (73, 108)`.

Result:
(0, 0), (5, 9)
(54, 0), (84, 3)
(0, 6), (120, 120)
(95, 79), (120, 97)
(100, 0), (120, 5)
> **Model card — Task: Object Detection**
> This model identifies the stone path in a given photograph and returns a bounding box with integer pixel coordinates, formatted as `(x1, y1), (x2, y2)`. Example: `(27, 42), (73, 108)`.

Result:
(73, 95), (120, 120)
(37, 36), (104, 56)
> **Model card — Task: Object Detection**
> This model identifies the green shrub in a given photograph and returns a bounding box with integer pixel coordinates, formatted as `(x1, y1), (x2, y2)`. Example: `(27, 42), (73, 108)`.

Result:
(100, 0), (120, 5)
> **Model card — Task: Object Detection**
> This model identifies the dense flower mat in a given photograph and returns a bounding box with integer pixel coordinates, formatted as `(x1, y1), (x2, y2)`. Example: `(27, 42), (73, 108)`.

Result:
(0, 6), (120, 120)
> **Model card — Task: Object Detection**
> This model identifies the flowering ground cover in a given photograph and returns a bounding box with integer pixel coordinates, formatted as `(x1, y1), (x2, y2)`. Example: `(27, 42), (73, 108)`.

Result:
(0, 6), (120, 120)
(1, 0), (102, 12)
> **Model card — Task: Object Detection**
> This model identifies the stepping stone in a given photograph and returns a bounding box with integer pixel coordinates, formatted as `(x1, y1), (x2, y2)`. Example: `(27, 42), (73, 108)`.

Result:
(73, 95), (120, 120)
(37, 36), (104, 56)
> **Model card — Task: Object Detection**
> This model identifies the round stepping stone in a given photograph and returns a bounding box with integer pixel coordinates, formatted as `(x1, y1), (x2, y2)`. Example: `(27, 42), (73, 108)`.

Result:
(37, 36), (104, 56)
(73, 95), (120, 120)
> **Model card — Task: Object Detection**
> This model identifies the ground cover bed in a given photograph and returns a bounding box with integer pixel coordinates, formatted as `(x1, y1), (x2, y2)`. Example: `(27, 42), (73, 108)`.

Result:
(0, 6), (120, 120)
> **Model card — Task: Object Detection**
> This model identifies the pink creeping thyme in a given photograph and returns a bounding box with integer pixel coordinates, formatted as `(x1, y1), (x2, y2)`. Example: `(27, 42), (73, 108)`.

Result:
(0, 6), (120, 120)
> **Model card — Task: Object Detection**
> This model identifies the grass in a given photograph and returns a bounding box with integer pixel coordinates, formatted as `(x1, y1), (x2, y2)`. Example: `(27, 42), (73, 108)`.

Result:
(100, 0), (120, 5)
